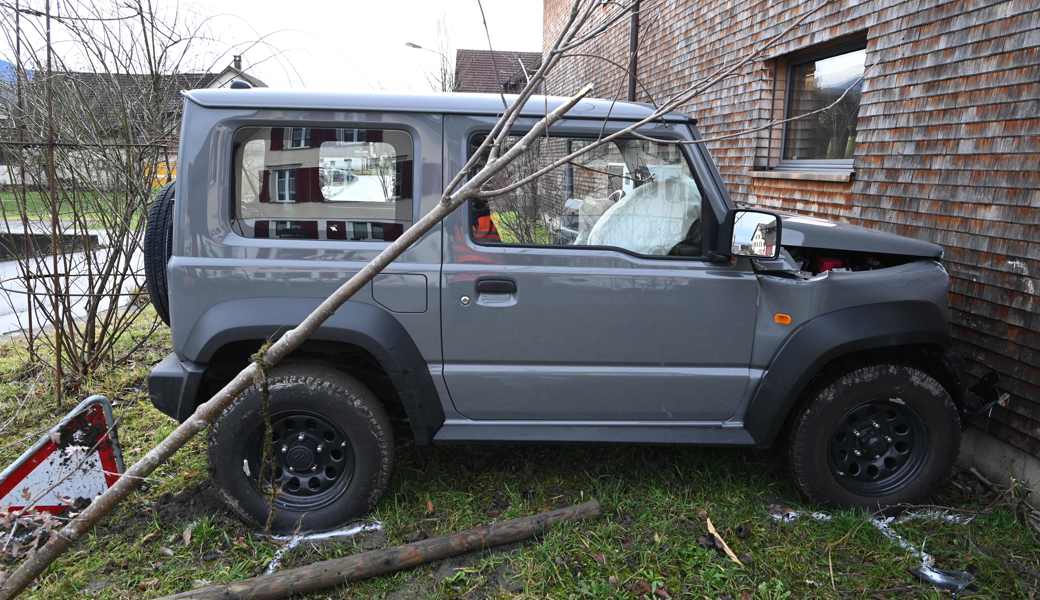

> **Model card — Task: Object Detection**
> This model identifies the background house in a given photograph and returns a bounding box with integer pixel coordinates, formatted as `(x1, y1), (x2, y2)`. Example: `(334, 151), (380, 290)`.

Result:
(454, 49), (543, 93)
(543, 0), (1039, 483)
(0, 57), (266, 186)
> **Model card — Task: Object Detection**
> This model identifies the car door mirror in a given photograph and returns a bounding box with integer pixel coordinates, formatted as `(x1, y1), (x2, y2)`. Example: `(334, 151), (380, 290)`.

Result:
(730, 210), (781, 259)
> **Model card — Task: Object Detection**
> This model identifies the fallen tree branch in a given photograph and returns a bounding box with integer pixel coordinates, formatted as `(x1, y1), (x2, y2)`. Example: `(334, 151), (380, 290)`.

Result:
(0, 0), (836, 593)
(0, 83), (594, 600)
(158, 500), (602, 600)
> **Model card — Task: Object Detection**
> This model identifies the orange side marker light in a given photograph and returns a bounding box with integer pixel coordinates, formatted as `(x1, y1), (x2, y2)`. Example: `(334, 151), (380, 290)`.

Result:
(774, 313), (793, 325)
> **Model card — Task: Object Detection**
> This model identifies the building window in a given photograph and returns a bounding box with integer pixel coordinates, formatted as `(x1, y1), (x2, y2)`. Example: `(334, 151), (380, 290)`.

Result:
(272, 169), (296, 203)
(234, 126), (414, 241)
(286, 127), (310, 149)
(782, 46), (865, 165)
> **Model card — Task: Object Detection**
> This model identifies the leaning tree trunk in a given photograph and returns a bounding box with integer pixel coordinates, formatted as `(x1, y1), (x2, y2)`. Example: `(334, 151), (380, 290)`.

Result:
(0, 0), (832, 593)
(0, 88), (591, 600)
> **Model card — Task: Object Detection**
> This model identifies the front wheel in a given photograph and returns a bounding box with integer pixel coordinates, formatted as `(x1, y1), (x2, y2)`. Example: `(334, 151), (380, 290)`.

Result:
(788, 363), (961, 508)
(208, 362), (393, 533)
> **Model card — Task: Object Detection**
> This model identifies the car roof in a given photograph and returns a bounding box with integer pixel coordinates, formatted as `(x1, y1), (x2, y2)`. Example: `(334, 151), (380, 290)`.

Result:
(183, 89), (692, 123)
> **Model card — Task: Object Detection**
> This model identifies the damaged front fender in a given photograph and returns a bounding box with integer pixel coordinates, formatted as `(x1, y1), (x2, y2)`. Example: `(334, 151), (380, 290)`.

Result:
(744, 300), (951, 446)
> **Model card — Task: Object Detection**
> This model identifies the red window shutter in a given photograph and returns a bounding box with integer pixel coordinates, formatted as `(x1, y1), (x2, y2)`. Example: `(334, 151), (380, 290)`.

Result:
(270, 128), (283, 151)
(298, 220), (318, 239)
(382, 223), (403, 241)
(311, 128), (334, 145)
(259, 169), (271, 202)
(397, 158), (412, 198)
(297, 167), (323, 202)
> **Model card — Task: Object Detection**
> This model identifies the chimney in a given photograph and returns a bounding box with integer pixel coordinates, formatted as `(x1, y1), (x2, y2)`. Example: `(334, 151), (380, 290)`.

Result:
(233, 55), (242, 70)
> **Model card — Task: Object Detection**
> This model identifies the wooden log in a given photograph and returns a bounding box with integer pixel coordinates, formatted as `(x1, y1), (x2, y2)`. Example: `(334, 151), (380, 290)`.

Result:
(159, 500), (601, 600)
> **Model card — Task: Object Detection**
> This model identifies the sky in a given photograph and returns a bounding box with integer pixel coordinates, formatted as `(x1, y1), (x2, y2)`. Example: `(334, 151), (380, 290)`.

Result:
(180, 0), (544, 91)
(0, 0), (543, 92)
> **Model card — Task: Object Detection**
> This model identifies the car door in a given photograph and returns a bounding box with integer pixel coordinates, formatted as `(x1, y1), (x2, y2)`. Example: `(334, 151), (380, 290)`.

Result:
(440, 115), (761, 422)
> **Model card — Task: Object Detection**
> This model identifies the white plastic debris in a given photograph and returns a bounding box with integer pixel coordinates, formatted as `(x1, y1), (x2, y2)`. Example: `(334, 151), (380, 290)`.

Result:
(771, 506), (976, 594)
(264, 521), (383, 574)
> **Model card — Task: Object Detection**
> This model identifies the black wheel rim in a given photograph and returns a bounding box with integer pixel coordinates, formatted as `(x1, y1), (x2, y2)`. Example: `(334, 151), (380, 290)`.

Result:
(248, 411), (355, 511)
(828, 400), (928, 496)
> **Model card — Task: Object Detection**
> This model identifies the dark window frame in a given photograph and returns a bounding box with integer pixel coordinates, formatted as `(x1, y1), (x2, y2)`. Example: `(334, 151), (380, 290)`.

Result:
(778, 33), (867, 171)
(465, 131), (714, 262)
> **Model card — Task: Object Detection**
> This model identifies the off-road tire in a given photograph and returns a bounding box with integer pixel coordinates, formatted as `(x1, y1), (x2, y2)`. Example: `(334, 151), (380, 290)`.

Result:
(208, 362), (394, 533)
(788, 363), (960, 508)
(144, 182), (175, 324)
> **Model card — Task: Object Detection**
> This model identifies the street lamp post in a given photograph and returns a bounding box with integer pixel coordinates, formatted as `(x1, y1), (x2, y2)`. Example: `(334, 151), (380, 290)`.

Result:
(405, 41), (454, 92)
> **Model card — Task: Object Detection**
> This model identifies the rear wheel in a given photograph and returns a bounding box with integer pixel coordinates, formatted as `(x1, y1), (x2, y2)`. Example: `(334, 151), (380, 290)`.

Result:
(208, 362), (394, 533)
(788, 363), (960, 508)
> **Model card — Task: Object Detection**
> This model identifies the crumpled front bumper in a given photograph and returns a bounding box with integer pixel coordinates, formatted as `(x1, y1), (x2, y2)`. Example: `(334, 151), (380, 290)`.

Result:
(942, 350), (1005, 419)
(148, 353), (206, 422)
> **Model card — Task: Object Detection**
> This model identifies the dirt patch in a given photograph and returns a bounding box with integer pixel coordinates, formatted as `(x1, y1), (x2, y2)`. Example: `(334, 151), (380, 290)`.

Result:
(99, 481), (232, 539)
(383, 544), (525, 600)
(152, 484), (229, 524)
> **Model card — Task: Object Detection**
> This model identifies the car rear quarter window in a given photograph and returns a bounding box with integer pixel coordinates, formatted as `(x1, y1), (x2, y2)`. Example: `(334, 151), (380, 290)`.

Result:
(232, 126), (413, 241)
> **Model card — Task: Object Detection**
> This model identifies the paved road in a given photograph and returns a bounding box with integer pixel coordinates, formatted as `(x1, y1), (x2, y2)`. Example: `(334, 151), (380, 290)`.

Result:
(0, 248), (143, 335)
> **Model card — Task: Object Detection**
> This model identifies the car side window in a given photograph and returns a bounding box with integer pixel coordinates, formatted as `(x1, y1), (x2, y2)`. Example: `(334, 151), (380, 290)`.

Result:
(469, 135), (704, 257)
(232, 126), (413, 241)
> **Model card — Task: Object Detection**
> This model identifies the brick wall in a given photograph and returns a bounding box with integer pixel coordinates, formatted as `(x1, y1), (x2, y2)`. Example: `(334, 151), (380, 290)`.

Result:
(543, 0), (1040, 457)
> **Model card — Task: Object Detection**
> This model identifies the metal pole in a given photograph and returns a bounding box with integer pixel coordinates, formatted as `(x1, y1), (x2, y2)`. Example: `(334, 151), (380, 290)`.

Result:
(14, 0), (35, 360)
(45, 0), (64, 407)
(627, 0), (640, 102)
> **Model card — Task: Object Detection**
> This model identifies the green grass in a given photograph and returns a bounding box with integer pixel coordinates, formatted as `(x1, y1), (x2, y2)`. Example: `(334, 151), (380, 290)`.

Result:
(0, 191), (145, 228)
(0, 191), (50, 222)
(491, 211), (553, 246)
(0, 310), (1037, 598)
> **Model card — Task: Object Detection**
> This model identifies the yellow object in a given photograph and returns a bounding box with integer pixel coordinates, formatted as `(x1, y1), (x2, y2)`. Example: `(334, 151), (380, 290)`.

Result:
(149, 158), (177, 187)
(774, 313), (793, 325)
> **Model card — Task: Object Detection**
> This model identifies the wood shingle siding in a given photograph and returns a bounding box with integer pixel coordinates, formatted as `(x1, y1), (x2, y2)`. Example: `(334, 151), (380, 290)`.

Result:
(544, 0), (1040, 458)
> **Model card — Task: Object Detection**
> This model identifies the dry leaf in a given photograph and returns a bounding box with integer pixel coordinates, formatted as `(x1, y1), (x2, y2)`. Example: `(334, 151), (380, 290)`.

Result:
(137, 578), (159, 591)
(425, 499), (434, 515)
(159, 546), (175, 557)
(706, 517), (743, 567)
(182, 522), (196, 545)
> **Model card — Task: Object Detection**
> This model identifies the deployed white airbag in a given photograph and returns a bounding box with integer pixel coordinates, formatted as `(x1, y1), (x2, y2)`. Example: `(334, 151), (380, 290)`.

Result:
(587, 175), (701, 255)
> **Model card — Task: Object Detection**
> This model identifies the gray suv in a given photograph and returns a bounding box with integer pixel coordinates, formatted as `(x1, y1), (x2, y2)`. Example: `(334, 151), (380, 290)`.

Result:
(145, 89), (994, 533)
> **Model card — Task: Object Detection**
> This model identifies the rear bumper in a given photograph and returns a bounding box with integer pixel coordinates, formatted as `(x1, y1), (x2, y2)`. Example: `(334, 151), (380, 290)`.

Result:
(148, 353), (206, 421)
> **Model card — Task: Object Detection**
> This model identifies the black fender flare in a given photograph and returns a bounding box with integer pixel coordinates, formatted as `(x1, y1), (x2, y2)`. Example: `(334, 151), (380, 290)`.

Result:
(185, 298), (444, 445)
(745, 301), (950, 446)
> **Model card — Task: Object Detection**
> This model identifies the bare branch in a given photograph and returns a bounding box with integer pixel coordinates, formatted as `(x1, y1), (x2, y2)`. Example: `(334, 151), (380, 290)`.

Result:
(628, 76), (863, 146)
(478, 0), (830, 197)
(0, 0), (836, 594)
